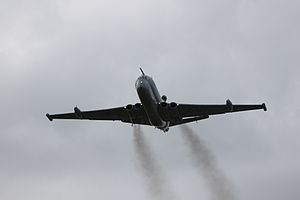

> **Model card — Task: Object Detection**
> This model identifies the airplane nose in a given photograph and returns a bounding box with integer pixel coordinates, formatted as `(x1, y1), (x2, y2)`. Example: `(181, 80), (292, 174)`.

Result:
(136, 79), (148, 90)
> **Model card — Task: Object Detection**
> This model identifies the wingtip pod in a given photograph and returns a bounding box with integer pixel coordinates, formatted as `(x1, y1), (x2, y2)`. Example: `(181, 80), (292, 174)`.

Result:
(46, 113), (53, 121)
(262, 103), (267, 111)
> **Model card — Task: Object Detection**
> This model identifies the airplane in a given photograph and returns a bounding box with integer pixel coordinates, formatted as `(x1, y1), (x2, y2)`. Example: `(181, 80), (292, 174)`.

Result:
(46, 68), (267, 132)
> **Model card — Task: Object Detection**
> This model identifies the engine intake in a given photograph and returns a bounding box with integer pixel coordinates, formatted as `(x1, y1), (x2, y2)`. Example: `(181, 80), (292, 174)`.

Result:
(134, 103), (142, 110)
(126, 104), (133, 111)
(170, 102), (178, 108)
(160, 102), (168, 108)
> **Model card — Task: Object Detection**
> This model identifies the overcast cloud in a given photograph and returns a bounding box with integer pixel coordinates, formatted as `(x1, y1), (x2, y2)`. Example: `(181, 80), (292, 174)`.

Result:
(1, 0), (300, 199)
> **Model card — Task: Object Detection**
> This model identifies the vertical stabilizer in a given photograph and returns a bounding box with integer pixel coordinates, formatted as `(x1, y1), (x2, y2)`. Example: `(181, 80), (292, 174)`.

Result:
(140, 67), (145, 76)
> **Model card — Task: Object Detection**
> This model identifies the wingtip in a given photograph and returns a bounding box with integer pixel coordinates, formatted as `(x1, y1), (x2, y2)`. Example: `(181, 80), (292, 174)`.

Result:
(46, 113), (53, 121)
(262, 103), (267, 111)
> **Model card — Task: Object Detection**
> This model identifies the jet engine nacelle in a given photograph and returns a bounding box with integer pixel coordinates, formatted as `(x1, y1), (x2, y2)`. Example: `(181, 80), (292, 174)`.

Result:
(169, 102), (178, 109)
(159, 102), (170, 121)
(134, 103), (142, 110)
(126, 103), (142, 111)
(125, 103), (142, 123)
(159, 102), (182, 122)
(169, 102), (181, 122)
(160, 101), (168, 108)
(126, 104), (133, 111)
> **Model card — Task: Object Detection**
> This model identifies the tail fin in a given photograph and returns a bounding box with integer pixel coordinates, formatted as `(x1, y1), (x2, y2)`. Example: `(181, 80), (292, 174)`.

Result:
(140, 67), (145, 76)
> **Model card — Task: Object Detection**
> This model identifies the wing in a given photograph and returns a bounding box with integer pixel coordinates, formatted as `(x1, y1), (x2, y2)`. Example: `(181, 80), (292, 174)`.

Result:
(164, 100), (266, 127)
(177, 100), (267, 118)
(46, 104), (151, 126)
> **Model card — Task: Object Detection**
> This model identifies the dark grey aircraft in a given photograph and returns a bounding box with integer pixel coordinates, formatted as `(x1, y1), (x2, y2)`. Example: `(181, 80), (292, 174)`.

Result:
(46, 68), (267, 132)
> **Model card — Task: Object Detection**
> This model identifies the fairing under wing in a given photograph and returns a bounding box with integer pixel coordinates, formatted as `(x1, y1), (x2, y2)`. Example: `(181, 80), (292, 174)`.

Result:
(169, 115), (209, 127)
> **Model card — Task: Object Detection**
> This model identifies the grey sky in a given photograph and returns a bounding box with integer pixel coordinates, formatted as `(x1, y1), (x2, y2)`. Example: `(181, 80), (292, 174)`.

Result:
(1, 0), (300, 199)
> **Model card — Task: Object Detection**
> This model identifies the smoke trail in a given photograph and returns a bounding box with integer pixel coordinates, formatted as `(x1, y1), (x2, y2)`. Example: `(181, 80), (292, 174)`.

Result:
(180, 125), (237, 200)
(133, 125), (178, 200)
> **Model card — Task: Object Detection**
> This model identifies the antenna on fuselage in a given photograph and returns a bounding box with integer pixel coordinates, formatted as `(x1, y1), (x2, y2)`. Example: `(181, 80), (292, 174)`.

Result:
(140, 67), (145, 76)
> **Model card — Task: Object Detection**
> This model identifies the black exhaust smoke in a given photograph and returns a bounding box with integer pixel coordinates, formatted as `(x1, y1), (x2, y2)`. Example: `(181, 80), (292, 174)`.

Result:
(133, 125), (179, 200)
(180, 125), (237, 200)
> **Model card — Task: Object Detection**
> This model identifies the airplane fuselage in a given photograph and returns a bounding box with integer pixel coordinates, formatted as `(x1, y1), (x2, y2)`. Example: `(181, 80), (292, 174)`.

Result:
(135, 75), (170, 131)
